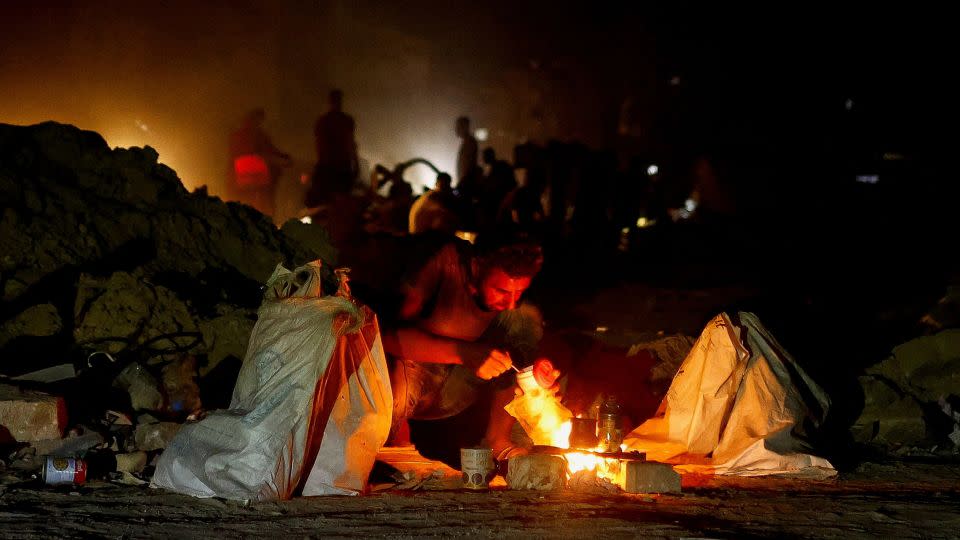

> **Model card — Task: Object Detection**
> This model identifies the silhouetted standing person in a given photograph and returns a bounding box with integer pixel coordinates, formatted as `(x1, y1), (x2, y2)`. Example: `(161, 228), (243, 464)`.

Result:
(228, 108), (291, 216)
(480, 147), (517, 227)
(454, 116), (480, 227)
(497, 167), (545, 232)
(307, 89), (358, 207)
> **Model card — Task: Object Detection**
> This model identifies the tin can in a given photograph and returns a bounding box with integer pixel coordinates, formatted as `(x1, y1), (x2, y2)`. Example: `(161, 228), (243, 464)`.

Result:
(42, 456), (87, 486)
(460, 447), (495, 490)
(568, 417), (599, 450)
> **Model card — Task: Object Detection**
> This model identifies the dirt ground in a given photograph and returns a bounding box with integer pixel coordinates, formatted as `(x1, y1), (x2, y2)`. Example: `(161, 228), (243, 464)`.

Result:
(1, 458), (958, 539)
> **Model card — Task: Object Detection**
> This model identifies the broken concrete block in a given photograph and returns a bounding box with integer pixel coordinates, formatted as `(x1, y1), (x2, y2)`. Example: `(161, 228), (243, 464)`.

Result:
(31, 431), (104, 457)
(73, 271), (199, 357)
(11, 363), (77, 384)
(0, 384), (66, 443)
(198, 309), (255, 377)
(623, 461), (681, 494)
(134, 422), (181, 451)
(115, 451), (148, 474)
(568, 469), (620, 494)
(852, 376), (927, 446)
(113, 363), (164, 412)
(506, 454), (566, 491)
(868, 330), (960, 403)
(0, 303), (63, 348)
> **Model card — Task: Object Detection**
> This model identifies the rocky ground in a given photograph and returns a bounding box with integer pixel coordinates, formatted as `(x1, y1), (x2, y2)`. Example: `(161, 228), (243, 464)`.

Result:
(1, 460), (958, 538)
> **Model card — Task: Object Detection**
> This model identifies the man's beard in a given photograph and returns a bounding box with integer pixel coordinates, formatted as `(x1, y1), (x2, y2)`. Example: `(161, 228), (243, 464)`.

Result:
(473, 291), (496, 312)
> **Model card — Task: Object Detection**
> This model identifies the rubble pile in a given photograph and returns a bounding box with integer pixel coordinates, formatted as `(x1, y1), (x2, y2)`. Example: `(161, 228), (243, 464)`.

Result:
(853, 328), (960, 453)
(0, 122), (336, 485)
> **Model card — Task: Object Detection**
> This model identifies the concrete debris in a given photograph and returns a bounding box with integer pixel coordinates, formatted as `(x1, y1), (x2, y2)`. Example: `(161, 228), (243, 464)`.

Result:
(868, 329), (960, 403)
(506, 454), (566, 491)
(105, 410), (133, 427)
(31, 431), (105, 457)
(197, 309), (255, 377)
(623, 461), (681, 494)
(854, 329), (960, 450)
(113, 363), (164, 412)
(11, 363), (77, 383)
(114, 470), (149, 486)
(0, 384), (66, 443)
(0, 304), (62, 349)
(391, 469), (456, 491)
(115, 451), (148, 474)
(568, 469), (621, 494)
(73, 271), (199, 357)
(0, 121), (335, 378)
(852, 377), (926, 446)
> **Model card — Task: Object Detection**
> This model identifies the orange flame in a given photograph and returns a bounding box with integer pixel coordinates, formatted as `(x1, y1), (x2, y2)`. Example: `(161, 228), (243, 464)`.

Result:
(550, 420), (624, 484)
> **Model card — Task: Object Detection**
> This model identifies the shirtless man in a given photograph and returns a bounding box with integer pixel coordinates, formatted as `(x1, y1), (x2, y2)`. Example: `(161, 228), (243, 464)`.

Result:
(382, 235), (560, 461)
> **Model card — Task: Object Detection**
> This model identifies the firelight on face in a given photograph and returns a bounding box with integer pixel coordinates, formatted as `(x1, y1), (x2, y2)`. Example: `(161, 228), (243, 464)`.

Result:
(478, 268), (531, 311)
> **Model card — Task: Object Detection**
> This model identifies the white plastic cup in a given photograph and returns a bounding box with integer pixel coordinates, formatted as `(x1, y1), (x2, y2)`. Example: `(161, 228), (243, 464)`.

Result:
(515, 366), (539, 393)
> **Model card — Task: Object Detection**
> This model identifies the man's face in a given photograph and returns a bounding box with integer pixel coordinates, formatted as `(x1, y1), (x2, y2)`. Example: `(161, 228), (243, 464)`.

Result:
(477, 268), (532, 312)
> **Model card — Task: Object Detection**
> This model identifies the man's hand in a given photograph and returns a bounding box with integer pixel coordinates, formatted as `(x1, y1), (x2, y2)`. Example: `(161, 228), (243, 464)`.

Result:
(533, 357), (561, 391)
(465, 348), (513, 380)
(514, 357), (563, 397)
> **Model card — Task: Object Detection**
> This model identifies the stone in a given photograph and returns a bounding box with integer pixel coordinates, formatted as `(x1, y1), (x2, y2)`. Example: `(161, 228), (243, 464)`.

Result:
(73, 271), (199, 357)
(115, 451), (148, 474)
(134, 422), (181, 451)
(852, 376), (927, 445)
(0, 304), (62, 348)
(30, 431), (104, 457)
(854, 330), (960, 451)
(568, 469), (621, 494)
(197, 309), (255, 377)
(868, 330), (960, 403)
(0, 121), (336, 377)
(113, 363), (164, 412)
(11, 363), (77, 383)
(623, 461), (681, 494)
(0, 384), (66, 443)
(506, 454), (566, 491)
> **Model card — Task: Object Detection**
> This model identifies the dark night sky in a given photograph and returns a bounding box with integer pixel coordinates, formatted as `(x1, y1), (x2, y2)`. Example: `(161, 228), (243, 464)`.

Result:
(0, 1), (946, 193)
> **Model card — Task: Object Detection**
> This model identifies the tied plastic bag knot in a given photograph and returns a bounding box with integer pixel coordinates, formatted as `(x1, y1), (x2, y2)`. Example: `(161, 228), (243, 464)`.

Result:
(264, 260), (325, 301)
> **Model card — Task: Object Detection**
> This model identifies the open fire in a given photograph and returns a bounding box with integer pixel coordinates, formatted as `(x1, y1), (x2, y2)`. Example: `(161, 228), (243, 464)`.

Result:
(505, 368), (640, 488)
(549, 419), (628, 485)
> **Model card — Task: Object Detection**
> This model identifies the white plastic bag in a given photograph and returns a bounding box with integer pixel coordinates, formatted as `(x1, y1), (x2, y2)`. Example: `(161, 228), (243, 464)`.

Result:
(623, 312), (835, 477)
(151, 261), (392, 500)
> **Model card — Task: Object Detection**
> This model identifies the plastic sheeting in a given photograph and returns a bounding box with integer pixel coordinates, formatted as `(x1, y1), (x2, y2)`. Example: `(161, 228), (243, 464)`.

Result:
(151, 261), (392, 500)
(623, 312), (835, 478)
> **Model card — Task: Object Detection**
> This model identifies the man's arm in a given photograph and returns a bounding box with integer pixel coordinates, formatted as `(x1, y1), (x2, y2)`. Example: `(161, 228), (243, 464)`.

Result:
(382, 326), (468, 365)
(382, 326), (512, 380)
